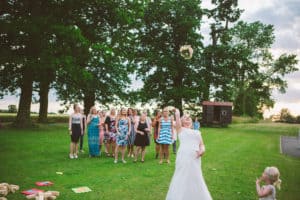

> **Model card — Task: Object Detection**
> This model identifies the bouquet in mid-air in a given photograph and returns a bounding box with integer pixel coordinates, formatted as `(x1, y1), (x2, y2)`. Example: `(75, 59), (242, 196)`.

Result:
(179, 45), (193, 60)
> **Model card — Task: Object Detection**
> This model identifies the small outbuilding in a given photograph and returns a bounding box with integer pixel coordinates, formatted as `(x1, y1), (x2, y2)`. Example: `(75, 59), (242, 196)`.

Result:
(202, 101), (233, 126)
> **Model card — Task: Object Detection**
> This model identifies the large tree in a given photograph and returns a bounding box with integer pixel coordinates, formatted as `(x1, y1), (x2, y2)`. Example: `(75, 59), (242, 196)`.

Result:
(135, 0), (203, 112)
(0, 1), (59, 126)
(214, 21), (298, 116)
(202, 0), (242, 100)
(54, 0), (140, 115)
(0, 1), (90, 125)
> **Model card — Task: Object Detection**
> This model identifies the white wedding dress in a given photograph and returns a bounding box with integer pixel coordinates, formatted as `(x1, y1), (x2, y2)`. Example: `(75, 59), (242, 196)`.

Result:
(166, 127), (212, 200)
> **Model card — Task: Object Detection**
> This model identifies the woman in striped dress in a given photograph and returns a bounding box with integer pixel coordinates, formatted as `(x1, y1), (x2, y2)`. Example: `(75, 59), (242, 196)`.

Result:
(87, 106), (100, 157)
(157, 107), (174, 164)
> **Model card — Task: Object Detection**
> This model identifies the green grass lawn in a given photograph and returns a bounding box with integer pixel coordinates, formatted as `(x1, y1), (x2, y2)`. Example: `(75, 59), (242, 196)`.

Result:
(0, 122), (299, 200)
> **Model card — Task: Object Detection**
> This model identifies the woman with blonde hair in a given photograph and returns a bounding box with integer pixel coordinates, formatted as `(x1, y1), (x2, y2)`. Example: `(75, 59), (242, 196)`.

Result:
(166, 108), (212, 200)
(256, 166), (281, 200)
(87, 106), (100, 157)
(68, 104), (83, 159)
(157, 107), (173, 164)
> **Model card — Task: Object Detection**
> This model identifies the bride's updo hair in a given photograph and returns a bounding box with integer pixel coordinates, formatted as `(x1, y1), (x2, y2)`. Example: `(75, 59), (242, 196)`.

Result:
(264, 166), (282, 189)
(181, 114), (193, 128)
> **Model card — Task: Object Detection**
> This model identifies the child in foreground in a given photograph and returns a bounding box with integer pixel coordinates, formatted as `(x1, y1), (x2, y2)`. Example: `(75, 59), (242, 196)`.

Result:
(256, 166), (281, 200)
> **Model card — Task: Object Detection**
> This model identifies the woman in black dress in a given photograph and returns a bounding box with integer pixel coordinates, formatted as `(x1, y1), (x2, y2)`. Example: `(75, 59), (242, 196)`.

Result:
(134, 113), (150, 162)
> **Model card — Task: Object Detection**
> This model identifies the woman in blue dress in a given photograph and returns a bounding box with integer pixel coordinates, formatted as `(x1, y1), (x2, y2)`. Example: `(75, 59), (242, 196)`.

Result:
(157, 107), (174, 164)
(127, 108), (136, 158)
(87, 106), (100, 157)
(114, 108), (131, 164)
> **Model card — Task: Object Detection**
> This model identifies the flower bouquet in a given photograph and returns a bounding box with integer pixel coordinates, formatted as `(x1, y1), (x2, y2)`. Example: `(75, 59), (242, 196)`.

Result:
(179, 45), (193, 60)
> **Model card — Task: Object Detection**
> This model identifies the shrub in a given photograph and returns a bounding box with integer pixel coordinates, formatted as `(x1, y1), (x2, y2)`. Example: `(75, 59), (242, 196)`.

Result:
(8, 105), (17, 113)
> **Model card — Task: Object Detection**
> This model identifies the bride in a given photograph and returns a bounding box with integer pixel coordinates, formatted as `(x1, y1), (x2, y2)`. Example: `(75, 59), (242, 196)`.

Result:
(166, 108), (212, 200)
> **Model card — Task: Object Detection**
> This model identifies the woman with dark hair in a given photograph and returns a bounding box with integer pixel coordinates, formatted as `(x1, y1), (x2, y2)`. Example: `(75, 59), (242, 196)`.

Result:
(134, 113), (150, 162)
(104, 108), (117, 157)
(152, 110), (161, 159)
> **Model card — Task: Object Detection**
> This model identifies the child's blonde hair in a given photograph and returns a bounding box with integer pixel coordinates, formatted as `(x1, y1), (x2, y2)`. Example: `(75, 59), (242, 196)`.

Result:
(264, 166), (282, 190)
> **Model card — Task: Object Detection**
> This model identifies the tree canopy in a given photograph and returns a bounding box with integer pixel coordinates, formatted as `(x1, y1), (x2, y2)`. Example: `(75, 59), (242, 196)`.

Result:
(0, 0), (298, 126)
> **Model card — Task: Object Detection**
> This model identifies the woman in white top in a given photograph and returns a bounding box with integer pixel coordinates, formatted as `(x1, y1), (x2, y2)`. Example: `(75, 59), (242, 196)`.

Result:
(166, 108), (212, 200)
(68, 104), (83, 159)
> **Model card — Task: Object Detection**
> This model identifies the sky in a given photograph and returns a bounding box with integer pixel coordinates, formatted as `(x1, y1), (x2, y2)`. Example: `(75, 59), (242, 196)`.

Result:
(0, 0), (299, 117)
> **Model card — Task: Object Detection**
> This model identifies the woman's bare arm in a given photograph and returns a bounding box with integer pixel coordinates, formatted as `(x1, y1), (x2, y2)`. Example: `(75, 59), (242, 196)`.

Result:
(86, 114), (91, 124)
(80, 115), (83, 135)
(196, 133), (206, 158)
(157, 120), (161, 138)
(116, 117), (120, 135)
(68, 114), (72, 135)
(127, 117), (131, 135)
(175, 109), (181, 133)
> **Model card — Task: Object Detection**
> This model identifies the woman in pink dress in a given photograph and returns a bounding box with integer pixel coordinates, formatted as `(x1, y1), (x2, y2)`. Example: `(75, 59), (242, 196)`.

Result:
(98, 110), (106, 152)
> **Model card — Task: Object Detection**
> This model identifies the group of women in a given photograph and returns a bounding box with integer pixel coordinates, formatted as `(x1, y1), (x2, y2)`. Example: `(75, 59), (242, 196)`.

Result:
(69, 104), (214, 200)
(68, 104), (200, 164)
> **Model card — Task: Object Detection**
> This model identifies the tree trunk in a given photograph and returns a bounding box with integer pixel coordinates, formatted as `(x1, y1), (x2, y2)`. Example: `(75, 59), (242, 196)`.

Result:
(38, 79), (50, 123)
(173, 65), (183, 115)
(241, 72), (246, 116)
(174, 97), (183, 115)
(83, 91), (95, 116)
(203, 82), (210, 101)
(14, 67), (34, 127)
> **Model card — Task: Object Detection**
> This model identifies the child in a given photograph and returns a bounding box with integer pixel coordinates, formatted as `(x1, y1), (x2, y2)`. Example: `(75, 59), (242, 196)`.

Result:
(68, 104), (83, 159)
(256, 166), (281, 200)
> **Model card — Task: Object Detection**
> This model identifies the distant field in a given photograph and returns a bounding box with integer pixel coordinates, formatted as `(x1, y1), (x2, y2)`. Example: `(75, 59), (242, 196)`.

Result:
(0, 122), (299, 199)
(0, 113), (69, 123)
(1, 113), (262, 124)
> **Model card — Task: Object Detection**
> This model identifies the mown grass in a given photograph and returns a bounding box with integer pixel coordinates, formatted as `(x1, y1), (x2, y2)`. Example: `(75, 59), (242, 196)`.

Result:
(0, 122), (299, 200)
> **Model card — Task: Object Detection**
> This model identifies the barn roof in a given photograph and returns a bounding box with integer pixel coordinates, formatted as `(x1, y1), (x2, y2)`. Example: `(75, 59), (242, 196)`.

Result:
(202, 101), (233, 106)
